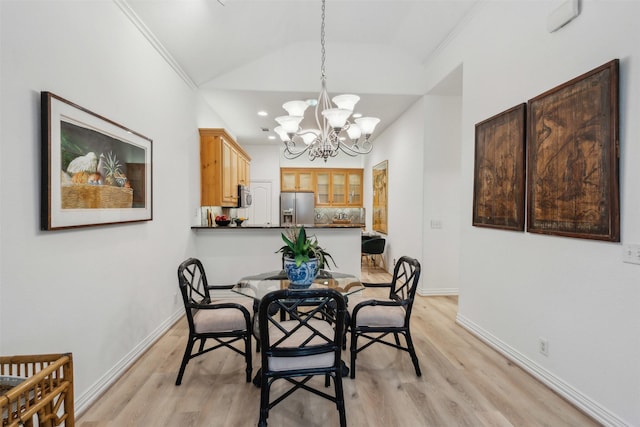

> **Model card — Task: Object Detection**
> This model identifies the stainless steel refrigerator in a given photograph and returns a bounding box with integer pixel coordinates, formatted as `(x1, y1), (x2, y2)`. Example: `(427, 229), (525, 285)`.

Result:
(280, 192), (315, 226)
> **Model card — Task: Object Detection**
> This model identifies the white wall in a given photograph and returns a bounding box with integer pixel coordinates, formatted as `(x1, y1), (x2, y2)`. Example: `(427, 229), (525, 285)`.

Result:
(279, 145), (365, 169)
(422, 1), (640, 425)
(421, 94), (462, 295)
(0, 0), (221, 413)
(364, 99), (425, 273)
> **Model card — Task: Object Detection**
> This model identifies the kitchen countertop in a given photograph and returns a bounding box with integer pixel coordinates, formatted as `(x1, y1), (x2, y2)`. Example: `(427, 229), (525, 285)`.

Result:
(192, 224), (364, 230)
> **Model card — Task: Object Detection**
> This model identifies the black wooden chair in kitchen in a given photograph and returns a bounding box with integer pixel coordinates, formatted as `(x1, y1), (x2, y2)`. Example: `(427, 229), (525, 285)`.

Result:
(361, 237), (386, 271)
(347, 256), (422, 379)
(175, 257), (253, 385)
(257, 288), (347, 427)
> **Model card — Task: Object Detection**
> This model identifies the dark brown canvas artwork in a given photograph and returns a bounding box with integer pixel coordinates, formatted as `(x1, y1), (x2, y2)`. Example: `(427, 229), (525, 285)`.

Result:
(527, 59), (619, 241)
(473, 104), (526, 231)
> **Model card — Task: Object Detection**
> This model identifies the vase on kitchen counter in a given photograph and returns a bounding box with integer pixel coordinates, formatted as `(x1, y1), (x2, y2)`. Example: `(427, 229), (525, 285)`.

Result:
(276, 226), (336, 288)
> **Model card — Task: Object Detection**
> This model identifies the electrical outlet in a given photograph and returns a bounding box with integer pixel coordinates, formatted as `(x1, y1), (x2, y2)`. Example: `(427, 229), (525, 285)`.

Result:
(622, 243), (640, 265)
(393, 258), (397, 266)
(430, 219), (442, 229)
(539, 338), (549, 356)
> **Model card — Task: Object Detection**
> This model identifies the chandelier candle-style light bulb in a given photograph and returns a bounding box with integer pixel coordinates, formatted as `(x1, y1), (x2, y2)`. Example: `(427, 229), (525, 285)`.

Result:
(275, 0), (380, 162)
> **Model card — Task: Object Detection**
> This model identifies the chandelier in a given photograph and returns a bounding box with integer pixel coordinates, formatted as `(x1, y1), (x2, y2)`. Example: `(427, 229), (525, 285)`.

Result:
(274, 0), (380, 162)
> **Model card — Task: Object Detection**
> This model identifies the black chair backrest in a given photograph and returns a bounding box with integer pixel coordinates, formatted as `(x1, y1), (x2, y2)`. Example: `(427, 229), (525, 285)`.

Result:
(362, 237), (386, 255)
(258, 289), (346, 362)
(388, 256), (421, 318)
(177, 258), (211, 328)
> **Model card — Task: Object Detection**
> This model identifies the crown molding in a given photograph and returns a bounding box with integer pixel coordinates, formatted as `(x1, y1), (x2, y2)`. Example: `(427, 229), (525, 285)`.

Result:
(114, 0), (197, 90)
(423, 0), (488, 67)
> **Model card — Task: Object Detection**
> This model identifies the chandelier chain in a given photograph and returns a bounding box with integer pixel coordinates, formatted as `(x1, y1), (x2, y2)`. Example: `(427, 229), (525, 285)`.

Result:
(320, 0), (326, 82)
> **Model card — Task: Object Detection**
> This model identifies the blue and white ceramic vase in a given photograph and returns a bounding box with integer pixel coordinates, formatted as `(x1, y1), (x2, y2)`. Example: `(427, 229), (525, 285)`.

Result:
(283, 257), (319, 288)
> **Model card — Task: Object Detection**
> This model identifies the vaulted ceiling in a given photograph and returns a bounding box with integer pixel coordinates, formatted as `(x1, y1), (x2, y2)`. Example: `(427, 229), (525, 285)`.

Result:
(123, 0), (478, 145)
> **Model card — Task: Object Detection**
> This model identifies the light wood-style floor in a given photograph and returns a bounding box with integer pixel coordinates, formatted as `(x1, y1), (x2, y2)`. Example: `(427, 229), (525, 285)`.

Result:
(77, 267), (599, 426)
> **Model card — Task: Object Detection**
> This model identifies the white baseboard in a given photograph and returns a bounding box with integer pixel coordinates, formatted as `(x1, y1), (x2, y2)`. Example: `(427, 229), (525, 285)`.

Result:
(74, 308), (184, 416)
(418, 287), (458, 296)
(456, 314), (629, 427)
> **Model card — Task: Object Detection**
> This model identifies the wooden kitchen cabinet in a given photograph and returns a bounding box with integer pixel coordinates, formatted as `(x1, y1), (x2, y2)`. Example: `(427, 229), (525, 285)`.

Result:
(346, 169), (363, 206)
(281, 168), (315, 192)
(280, 167), (363, 207)
(200, 128), (251, 207)
(315, 168), (363, 207)
(238, 153), (250, 186)
(315, 171), (330, 205)
(316, 170), (346, 206)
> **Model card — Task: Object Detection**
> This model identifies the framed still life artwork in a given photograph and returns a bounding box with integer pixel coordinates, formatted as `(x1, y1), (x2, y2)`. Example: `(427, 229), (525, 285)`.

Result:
(472, 103), (526, 231)
(41, 92), (153, 230)
(526, 59), (619, 241)
(372, 160), (388, 234)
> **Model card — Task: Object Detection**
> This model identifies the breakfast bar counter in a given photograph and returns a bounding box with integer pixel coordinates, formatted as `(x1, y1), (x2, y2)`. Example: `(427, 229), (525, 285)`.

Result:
(191, 224), (364, 230)
(192, 226), (362, 284)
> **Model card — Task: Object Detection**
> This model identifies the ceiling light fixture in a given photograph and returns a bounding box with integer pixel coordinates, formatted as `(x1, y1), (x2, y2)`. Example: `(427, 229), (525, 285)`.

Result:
(274, 0), (380, 162)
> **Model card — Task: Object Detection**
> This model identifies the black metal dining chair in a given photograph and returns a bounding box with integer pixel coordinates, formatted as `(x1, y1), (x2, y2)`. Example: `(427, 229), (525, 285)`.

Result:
(257, 288), (347, 427)
(347, 256), (422, 379)
(175, 257), (253, 385)
(361, 237), (386, 271)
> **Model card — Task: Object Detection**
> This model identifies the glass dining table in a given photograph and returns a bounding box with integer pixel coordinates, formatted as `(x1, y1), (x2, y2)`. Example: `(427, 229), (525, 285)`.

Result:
(232, 269), (365, 301)
(231, 269), (364, 384)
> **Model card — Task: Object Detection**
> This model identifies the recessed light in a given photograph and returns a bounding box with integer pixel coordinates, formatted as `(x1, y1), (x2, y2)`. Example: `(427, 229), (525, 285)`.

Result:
(268, 135), (276, 140)
(352, 113), (362, 118)
(306, 99), (318, 106)
(258, 111), (268, 116)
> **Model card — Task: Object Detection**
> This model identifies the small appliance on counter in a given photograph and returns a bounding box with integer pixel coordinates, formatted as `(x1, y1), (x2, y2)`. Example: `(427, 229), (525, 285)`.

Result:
(280, 192), (314, 226)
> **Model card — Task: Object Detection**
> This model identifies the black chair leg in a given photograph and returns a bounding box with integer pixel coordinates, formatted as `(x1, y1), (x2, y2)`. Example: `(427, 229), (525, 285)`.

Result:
(335, 373), (347, 427)
(350, 332), (357, 379)
(405, 331), (422, 377)
(175, 338), (195, 385)
(245, 335), (253, 383)
(258, 376), (270, 426)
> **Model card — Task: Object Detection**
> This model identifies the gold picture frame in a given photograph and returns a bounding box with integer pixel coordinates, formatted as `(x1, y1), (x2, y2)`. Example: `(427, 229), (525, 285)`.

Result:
(373, 160), (388, 234)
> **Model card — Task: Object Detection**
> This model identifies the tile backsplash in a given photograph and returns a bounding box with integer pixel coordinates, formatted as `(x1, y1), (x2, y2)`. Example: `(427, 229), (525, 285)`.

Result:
(198, 206), (364, 226)
(314, 207), (365, 225)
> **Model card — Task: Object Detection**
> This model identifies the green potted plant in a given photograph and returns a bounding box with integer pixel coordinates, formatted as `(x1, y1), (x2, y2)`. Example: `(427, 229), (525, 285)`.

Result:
(276, 226), (336, 286)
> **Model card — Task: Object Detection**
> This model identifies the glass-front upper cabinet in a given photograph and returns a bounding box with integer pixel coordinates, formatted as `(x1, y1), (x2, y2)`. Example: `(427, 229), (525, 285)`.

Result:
(347, 170), (363, 206)
(331, 171), (347, 205)
(315, 171), (330, 205)
(280, 167), (363, 207)
(281, 168), (315, 192)
(297, 170), (315, 191)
